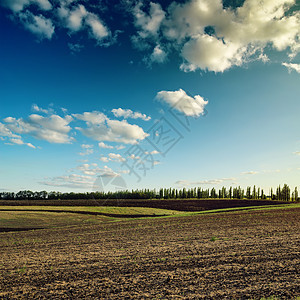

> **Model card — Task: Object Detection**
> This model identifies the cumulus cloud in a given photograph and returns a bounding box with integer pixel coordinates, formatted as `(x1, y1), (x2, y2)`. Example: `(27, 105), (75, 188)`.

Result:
(241, 171), (259, 175)
(108, 153), (126, 162)
(133, 2), (165, 38)
(100, 165), (121, 178)
(41, 173), (94, 189)
(2, 0), (112, 45)
(85, 13), (110, 41)
(100, 156), (109, 162)
(282, 62), (300, 73)
(1, 107), (149, 148)
(6, 138), (36, 148)
(81, 144), (93, 149)
(145, 150), (160, 155)
(112, 108), (151, 121)
(128, 154), (140, 160)
(116, 145), (125, 150)
(57, 2), (110, 43)
(98, 142), (114, 149)
(76, 163), (121, 178)
(176, 178), (236, 186)
(74, 111), (149, 144)
(132, 0), (300, 72)
(68, 43), (84, 54)
(99, 153), (125, 163)
(58, 4), (87, 32)
(79, 144), (94, 156)
(180, 34), (244, 72)
(294, 151), (300, 155)
(2, 0), (52, 12)
(73, 111), (106, 125)
(0, 122), (20, 138)
(18, 10), (54, 39)
(32, 104), (51, 114)
(156, 88), (208, 117)
(150, 44), (167, 63)
(3, 114), (74, 143)
(131, 2), (167, 61)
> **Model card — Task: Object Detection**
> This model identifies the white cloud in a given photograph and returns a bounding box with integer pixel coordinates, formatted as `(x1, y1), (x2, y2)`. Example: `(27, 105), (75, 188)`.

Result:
(2, 0), (52, 12)
(4, 114), (74, 144)
(81, 144), (93, 149)
(282, 62), (300, 73)
(75, 112), (149, 144)
(133, 2), (165, 37)
(241, 171), (259, 175)
(294, 151), (300, 156)
(57, 2), (110, 43)
(99, 153), (126, 163)
(68, 43), (84, 53)
(262, 169), (281, 173)
(0, 122), (20, 138)
(18, 11), (54, 40)
(58, 4), (87, 32)
(73, 111), (106, 125)
(120, 169), (130, 174)
(132, 0), (300, 72)
(85, 13), (110, 42)
(112, 108), (151, 121)
(100, 156), (109, 162)
(129, 154), (140, 160)
(32, 104), (49, 114)
(7, 138), (36, 149)
(79, 149), (93, 156)
(176, 177), (236, 186)
(41, 173), (94, 189)
(100, 165), (121, 178)
(180, 34), (244, 72)
(76, 163), (121, 178)
(150, 44), (167, 63)
(145, 150), (160, 155)
(98, 142), (114, 149)
(1, 108), (148, 148)
(132, 2), (167, 62)
(77, 163), (96, 175)
(10, 138), (27, 146)
(108, 153), (126, 162)
(156, 88), (208, 117)
(116, 145), (125, 150)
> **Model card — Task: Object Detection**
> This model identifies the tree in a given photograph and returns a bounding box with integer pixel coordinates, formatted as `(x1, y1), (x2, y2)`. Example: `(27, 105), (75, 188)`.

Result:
(294, 187), (299, 202)
(246, 187), (251, 199)
(276, 185), (281, 200)
(281, 184), (290, 201)
(197, 187), (201, 198)
(159, 188), (163, 199)
(252, 185), (256, 199)
(210, 188), (217, 198)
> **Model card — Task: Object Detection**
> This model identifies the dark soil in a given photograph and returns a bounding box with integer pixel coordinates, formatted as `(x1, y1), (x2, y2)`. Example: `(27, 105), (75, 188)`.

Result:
(0, 198), (288, 211)
(0, 207), (299, 299)
(0, 227), (42, 233)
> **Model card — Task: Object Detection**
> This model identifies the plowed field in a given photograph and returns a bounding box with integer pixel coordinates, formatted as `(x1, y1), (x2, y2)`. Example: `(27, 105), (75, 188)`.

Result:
(0, 207), (299, 299)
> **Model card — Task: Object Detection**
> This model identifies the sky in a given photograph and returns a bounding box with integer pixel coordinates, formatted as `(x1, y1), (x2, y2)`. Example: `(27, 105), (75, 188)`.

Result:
(0, 0), (299, 193)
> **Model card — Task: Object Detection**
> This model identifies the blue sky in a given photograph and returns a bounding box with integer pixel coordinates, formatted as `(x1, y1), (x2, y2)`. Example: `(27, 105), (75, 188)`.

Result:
(0, 0), (299, 193)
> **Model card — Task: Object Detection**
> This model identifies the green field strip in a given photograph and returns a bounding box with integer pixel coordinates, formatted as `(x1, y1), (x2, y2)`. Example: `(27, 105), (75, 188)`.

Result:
(0, 206), (181, 218)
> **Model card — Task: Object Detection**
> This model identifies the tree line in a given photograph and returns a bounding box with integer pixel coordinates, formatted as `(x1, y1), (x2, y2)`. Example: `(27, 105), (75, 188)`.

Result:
(0, 184), (298, 201)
